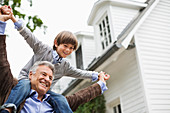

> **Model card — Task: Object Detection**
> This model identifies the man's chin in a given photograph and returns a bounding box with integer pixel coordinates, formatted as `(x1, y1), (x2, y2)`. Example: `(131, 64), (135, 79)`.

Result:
(39, 86), (48, 93)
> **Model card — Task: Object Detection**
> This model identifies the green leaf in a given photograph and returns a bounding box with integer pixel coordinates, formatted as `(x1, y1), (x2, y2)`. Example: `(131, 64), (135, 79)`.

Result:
(74, 95), (106, 113)
(2, 0), (47, 33)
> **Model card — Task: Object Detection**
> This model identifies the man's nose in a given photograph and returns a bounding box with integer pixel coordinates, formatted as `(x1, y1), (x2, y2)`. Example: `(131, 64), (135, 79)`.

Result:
(44, 76), (50, 81)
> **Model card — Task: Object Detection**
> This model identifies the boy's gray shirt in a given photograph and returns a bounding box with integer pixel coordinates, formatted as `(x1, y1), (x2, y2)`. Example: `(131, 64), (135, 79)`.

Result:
(18, 27), (96, 88)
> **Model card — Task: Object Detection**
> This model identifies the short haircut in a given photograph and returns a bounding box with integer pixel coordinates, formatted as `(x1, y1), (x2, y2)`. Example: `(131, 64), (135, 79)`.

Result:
(53, 31), (78, 50)
(29, 61), (54, 75)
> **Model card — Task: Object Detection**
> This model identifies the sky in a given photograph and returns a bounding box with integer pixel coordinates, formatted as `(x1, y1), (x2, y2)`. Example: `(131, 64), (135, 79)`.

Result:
(5, 0), (98, 78)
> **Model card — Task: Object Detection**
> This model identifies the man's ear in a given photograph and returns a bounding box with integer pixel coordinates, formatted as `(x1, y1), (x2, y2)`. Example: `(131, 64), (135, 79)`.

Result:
(29, 71), (33, 80)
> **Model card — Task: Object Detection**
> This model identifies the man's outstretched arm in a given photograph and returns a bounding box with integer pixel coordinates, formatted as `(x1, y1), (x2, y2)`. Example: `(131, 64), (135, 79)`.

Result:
(0, 6), (18, 113)
(65, 83), (102, 112)
(0, 35), (15, 106)
(66, 72), (110, 112)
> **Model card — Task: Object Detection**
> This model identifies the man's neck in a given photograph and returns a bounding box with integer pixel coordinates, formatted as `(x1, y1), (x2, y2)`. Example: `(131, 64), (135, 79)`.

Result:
(37, 95), (44, 101)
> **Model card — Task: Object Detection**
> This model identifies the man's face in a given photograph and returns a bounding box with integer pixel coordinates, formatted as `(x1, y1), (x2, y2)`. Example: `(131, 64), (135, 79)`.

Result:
(55, 43), (74, 58)
(29, 65), (53, 98)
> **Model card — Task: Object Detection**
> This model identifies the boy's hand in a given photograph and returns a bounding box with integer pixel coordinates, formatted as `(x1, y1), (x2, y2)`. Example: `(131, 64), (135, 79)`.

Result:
(0, 5), (15, 22)
(0, 5), (12, 15)
(98, 71), (110, 80)
(104, 74), (110, 80)
(98, 71), (110, 85)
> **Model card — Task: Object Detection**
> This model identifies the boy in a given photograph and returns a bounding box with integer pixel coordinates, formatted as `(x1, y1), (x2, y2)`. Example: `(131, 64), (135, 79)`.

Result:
(1, 5), (109, 113)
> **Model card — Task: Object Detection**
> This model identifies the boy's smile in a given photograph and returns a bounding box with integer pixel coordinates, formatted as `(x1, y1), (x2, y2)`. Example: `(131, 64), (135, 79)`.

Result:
(55, 44), (74, 58)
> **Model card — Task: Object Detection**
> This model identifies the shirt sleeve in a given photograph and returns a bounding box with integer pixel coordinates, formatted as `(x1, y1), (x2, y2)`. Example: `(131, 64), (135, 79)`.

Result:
(14, 20), (23, 30)
(97, 81), (108, 94)
(92, 72), (99, 82)
(0, 21), (6, 34)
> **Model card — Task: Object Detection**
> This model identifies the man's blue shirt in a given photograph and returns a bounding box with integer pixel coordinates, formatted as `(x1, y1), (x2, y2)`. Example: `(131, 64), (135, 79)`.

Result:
(0, 21), (6, 34)
(20, 89), (53, 113)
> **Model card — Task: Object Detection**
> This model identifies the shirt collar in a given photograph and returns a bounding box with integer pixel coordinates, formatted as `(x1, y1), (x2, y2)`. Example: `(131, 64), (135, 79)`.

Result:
(52, 50), (63, 64)
(30, 89), (50, 101)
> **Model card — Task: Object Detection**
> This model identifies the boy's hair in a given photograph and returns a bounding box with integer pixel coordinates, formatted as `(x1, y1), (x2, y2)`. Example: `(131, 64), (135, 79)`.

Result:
(53, 31), (78, 50)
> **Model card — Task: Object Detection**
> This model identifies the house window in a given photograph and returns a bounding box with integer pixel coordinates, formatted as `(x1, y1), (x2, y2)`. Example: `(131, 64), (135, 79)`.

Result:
(113, 104), (122, 113)
(75, 45), (83, 69)
(99, 15), (112, 50)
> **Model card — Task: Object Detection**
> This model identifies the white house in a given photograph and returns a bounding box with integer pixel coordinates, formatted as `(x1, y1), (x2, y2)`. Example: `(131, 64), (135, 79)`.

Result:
(61, 0), (170, 113)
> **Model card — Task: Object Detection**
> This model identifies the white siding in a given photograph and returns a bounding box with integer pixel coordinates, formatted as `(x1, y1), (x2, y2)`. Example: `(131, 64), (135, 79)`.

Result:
(82, 37), (96, 69)
(135, 0), (170, 112)
(110, 5), (139, 39)
(102, 49), (147, 113)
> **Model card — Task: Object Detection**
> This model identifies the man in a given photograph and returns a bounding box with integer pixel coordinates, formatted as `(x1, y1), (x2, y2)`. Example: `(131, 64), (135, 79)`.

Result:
(0, 6), (110, 113)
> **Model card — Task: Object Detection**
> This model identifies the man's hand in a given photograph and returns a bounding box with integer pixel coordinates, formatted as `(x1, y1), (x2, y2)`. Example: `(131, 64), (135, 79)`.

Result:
(0, 12), (13, 22)
(0, 5), (13, 22)
(98, 71), (110, 85)
(0, 5), (12, 15)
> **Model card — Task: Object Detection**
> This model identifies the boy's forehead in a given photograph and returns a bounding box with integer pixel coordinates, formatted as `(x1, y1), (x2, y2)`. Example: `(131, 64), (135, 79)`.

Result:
(61, 43), (74, 46)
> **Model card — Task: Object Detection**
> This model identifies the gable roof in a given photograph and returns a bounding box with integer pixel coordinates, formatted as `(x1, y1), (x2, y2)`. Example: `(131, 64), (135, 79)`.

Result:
(88, 0), (148, 26)
(62, 0), (159, 95)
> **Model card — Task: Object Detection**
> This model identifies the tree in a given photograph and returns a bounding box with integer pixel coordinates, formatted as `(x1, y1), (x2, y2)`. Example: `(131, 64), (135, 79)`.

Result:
(1, 0), (47, 33)
(74, 95), (106, 113)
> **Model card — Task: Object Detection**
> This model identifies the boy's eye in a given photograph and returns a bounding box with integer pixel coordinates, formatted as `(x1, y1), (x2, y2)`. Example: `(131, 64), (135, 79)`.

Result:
(70, 47), (74, 50)
(64, 45), (68, 47)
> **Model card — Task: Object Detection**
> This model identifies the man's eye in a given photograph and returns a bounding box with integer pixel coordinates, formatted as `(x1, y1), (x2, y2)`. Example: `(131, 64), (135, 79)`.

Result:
(64, 45), (68, 47)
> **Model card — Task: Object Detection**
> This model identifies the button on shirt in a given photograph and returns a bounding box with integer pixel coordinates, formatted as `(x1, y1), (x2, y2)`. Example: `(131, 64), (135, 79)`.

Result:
(20, 89), (53, 113)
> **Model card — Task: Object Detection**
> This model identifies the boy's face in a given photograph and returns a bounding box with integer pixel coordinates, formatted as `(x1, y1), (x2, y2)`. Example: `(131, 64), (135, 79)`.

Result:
(55, 43), (74, 58)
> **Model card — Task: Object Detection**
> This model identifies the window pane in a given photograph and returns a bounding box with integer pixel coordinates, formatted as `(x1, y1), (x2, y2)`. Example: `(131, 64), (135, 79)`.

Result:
(76, 45), (83, 69)
(99, 24), (102, 31)
(107, 25), (110, 33)
(102, 20), (105, 27)
(113, 107), (117, 113)
(105, 38), (108, 46)
(106, 16), (109, 24)
(118, 104), (122, 113)
(109, 34), (112, 43)
(102, 42), (105, 50)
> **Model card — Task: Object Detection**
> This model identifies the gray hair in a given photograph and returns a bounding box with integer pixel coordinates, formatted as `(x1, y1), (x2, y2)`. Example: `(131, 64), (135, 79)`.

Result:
(29, 61), (54, 75)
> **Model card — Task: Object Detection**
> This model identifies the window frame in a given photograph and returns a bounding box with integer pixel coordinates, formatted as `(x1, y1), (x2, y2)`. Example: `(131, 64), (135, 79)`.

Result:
(98, 14), (112, 51)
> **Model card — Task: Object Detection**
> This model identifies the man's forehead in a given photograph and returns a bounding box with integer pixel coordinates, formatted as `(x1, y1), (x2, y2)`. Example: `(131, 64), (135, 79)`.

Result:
(37, 65), (53, 74)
